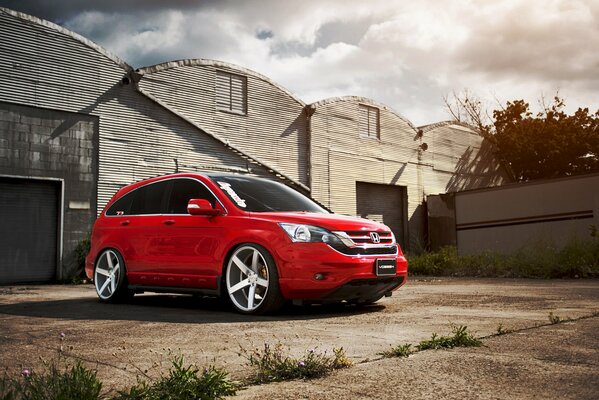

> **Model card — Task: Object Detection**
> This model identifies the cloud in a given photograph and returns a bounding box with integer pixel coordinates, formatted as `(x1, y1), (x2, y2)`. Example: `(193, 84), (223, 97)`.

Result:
(1, 0), (597, 125)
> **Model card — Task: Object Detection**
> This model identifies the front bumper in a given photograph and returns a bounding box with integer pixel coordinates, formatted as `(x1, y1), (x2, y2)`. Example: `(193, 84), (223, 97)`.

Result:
(275, 243), (408, 301)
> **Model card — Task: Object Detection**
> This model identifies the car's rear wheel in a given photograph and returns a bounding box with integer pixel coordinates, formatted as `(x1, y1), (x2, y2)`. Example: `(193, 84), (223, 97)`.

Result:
(225, 244), (283, 315)
(94, 249), (130, 303)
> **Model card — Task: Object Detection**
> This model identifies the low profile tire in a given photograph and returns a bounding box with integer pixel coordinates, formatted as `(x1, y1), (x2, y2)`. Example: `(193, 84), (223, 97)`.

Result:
(94, 249), (130, 303)
(225, 244), (284, 315)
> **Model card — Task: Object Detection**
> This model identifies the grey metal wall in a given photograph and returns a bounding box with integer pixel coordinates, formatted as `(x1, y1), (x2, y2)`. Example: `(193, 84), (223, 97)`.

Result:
(0, 9), (282, 212)
(0, 8), (284, 280)
(137, 61), (309, 187)
(420, 121), (510, 193)
(454, 173), (599, 254)
(308, 97), (427, 252)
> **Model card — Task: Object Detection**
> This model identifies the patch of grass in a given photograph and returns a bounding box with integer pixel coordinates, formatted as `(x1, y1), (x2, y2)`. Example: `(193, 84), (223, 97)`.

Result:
(408, 235), (599, 278)
(379, 343), (413, 358)
(241, 343), (351, 384)
(114, 356), (237, 400)
(0, 361), (102, 400)
(417, 325), (482, 350)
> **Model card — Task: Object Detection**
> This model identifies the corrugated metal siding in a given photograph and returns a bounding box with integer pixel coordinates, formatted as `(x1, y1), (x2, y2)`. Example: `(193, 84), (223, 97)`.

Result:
(309, 99), (426, 251)
(422, 123), (509, 193)
(138, 64), (309, 186)
(0, 11), (280, 214)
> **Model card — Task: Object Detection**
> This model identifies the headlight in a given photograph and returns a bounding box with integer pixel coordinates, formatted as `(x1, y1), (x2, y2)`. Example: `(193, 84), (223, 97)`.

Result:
(278, 223), (352, 248)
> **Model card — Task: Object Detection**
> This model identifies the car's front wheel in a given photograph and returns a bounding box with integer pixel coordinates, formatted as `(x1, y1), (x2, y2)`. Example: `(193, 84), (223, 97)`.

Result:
(225, 244), (284, 315)
(94, 249), (130, 302)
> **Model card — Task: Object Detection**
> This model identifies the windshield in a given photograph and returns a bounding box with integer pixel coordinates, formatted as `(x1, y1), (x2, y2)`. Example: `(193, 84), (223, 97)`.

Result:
(209, 175), (328, 213)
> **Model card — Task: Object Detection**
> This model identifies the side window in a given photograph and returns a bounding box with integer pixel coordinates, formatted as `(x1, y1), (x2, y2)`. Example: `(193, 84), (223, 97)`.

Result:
(167, 179), (217, 214)
(129, 180), (170, 215)
(105, 191), (134, 216)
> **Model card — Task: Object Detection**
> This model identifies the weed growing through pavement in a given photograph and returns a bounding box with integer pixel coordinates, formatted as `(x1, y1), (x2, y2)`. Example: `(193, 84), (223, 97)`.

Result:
(380, 325), (481, 359)
(240, 343), (352, 384)
(416, 325), (482, 351)
(114, 355), (237, 400)
(0, 332), (103, 400)
(496, 322), (510, 335)
(379, 343), (413, 358)
(548, 311), (571, 324)
(0, 333), (237, 400)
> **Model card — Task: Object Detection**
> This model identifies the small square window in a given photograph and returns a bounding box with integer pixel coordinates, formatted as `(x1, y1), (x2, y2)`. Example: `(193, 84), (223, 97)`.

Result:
(359, 104), (380, 139)
(216, 70), (247, 115)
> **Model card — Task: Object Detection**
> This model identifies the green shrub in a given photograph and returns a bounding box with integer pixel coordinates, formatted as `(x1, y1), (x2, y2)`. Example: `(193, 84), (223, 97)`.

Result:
(241, 343), (351, 384)
(115, 356), (236, 400)
(408, 237), (599, 278)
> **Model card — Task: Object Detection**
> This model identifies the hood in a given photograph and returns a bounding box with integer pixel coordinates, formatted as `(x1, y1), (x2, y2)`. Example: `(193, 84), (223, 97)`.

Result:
(249, 211), (390, 232)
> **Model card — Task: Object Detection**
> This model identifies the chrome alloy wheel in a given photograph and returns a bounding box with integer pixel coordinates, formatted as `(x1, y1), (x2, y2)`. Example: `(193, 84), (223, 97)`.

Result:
(94, 249), (122, 300)
(226, 246), (270, 313)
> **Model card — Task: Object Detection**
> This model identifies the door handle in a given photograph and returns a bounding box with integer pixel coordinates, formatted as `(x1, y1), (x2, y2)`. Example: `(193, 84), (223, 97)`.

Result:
(163, 219), (175, 225)
(120, 220), (130, 226)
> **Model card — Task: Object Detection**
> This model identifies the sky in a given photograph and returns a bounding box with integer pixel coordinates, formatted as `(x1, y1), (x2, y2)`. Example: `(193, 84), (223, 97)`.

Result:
(2, 0), (598, 126)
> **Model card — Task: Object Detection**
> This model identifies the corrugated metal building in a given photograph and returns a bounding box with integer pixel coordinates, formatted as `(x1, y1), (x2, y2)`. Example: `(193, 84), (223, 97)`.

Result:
(0, 7), (508, 282)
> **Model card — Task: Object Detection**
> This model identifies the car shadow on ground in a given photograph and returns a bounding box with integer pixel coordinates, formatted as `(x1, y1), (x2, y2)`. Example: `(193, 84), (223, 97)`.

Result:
(0, 293), (385, 324)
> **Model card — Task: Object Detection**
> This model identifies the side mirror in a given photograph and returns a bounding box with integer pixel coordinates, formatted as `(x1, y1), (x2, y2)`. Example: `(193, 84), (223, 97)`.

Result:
(187, 199), (223, 216)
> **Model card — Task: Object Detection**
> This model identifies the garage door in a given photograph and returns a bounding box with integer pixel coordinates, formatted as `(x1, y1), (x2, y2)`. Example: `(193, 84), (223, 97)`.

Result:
(356, 182), (407, 249)
(0, 178), (59, 284)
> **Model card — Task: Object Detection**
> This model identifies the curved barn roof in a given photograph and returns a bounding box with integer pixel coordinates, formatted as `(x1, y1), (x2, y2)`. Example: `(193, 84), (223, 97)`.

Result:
(136, 59), (305, 107)
(418, 120), (482, 135)
(0, 7), (132, 72)
(309, 96), (417, 131)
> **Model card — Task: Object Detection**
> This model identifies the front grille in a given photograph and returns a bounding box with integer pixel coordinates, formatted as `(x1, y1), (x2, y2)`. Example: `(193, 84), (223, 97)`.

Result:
(345, 230), (394, 245)
(329, 243), (397, 256)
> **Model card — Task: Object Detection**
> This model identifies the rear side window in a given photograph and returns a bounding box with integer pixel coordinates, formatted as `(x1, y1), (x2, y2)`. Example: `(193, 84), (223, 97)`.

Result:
(166, 178), (217, 214)
(129, 180), (170, 215)
(105, 192), (134, 216)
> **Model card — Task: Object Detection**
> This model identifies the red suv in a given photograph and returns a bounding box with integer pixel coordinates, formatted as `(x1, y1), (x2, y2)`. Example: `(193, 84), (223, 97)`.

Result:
(86, 173), (408, 314)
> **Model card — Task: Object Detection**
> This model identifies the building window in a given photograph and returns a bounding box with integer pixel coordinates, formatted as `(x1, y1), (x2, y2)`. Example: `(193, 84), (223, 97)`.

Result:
(216, 70), (247, 115)
(359, 104), (380, 138)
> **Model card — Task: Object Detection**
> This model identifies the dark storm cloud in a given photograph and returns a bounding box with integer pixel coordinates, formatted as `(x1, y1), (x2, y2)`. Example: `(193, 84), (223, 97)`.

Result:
(0, 0), (596, 125)
(0, 0), (215, 22)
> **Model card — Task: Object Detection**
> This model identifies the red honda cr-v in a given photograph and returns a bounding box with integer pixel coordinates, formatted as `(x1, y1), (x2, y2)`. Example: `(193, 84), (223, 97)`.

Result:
(85, 173), (408, 314)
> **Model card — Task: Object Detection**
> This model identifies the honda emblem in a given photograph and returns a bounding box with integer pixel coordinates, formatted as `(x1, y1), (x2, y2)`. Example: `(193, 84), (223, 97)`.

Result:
(370, 232), (381, 243)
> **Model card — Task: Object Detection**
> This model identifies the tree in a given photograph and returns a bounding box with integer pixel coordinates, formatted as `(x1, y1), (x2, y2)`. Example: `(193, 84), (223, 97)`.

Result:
(444, 92), (599, 182)
(492, 97), (599, 181)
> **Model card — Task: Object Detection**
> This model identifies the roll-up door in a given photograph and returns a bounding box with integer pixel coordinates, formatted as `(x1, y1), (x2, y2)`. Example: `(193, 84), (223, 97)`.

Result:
(356, 182), (408, 250)
(0, 178), (60, 284)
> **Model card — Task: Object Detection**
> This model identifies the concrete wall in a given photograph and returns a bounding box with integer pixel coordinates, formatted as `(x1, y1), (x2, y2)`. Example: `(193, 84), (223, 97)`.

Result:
(0, 101), (98, 277)
(454, 173), (599, 254)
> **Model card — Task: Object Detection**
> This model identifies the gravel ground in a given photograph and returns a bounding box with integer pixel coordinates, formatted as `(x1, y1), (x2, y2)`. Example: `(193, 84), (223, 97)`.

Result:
(0, 278), (598, 398)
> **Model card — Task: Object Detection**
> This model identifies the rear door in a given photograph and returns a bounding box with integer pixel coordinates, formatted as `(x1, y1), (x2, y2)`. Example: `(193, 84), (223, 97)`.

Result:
(155, 178), (225, 289)
(112, 180), (171, 284)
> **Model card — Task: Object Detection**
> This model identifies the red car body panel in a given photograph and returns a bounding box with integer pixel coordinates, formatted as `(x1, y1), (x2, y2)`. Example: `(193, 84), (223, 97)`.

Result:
(85, 173), (408, 302)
